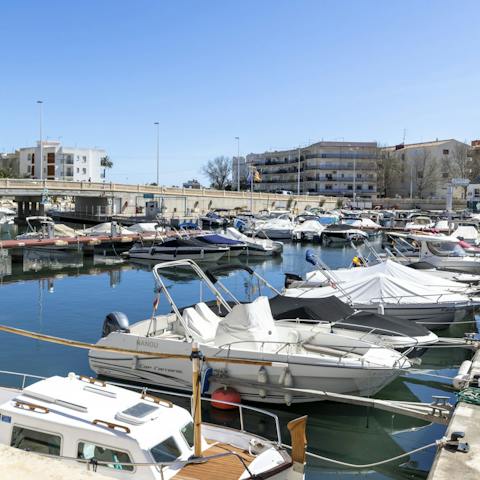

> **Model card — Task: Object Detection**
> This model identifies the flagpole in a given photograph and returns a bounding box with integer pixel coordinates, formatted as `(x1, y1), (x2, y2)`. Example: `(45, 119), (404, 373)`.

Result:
(250, 165), (254, 212)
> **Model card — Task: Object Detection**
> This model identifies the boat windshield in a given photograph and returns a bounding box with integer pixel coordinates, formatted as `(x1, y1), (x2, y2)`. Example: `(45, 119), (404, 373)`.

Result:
(427, 241), (466, 257)
(150, 436), (182, 463)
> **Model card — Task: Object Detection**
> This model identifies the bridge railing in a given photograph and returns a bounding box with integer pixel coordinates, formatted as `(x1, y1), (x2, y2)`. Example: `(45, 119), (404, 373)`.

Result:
(0, 178), (333, 203)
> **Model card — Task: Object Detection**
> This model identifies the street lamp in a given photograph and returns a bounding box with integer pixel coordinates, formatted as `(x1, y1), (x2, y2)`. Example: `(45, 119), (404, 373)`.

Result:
(154, 122), (159, 186)
(297, 147), (301, 196)
(37, 100), (43, 180)
(235, 136), (240, 191)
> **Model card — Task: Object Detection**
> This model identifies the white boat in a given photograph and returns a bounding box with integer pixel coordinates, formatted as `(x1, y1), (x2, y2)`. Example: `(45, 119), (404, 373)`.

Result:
(321, 224), (368, 245)
(81, 222), (132, 236)
(0, 370), (306, 480)
(225, 227), (283, 256)
(291, 219), (324, 241)
(284, 271), (477, 329)
(89, 260), (411, 404)
(404, 216), (434, 231)
(127, 223), (166, 234)
(451, 224), (479, 245)
(254, 216), (295, 240)
(0, 207), (15, 225)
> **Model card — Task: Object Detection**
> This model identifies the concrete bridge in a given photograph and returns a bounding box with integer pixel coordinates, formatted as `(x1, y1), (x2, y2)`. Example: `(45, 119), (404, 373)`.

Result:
(0, 178), (339, 220)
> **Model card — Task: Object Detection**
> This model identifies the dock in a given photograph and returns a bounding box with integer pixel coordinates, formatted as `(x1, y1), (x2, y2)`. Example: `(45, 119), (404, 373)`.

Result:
(428, 349), (480, 480)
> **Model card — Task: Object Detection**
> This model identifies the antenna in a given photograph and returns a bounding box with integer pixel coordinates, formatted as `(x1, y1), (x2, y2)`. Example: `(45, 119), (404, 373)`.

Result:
(402, 129), (406, 144)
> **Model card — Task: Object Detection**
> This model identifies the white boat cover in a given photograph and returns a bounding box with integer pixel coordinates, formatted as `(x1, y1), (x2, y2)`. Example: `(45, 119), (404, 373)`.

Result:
(285, 272), (470, 305)
(215, 296), (279, 342)
(81, 223), (132, 235)
(292, 220), (325, 234)
(255, 218), (294, 233)
(451, 225), (479, 243)
(347, 218), (381, 229)
(225, 227), (278, 250)
(127, 223), (165, 233)
(305, 259), (468, 291)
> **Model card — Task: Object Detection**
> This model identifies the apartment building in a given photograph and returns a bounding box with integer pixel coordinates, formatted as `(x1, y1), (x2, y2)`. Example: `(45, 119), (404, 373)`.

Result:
(383, 139), (470, 199)
(17, 141), (107, 182)
(232, 156), (248, 189)
(246, 141), (378, 199)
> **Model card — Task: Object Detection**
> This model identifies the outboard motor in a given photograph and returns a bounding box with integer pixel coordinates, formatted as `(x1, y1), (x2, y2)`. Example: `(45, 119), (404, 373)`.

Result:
(102, 311), (130, 337)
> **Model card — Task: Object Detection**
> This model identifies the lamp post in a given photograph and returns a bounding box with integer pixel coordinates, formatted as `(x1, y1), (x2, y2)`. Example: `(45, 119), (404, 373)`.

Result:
(353, 155), (356, 206)
(37, 100), (43, 180)
(154, 122), (159, 186)
(235, 136), (240, 191)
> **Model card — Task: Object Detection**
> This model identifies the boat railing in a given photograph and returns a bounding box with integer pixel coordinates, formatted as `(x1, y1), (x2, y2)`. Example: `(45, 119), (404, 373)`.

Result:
(0, 369), (284, 447)
(368, 291), (461, 304)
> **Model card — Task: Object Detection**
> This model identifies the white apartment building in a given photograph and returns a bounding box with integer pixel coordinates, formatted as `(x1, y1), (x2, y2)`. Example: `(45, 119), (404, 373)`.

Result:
(18, 141), (107, 182)
(247, 141), (378, 199)
(383, 139), (470, 199)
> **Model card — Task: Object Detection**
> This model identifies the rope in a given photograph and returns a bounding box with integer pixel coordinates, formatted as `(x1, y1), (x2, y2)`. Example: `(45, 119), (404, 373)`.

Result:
(457, 387), (480, 406)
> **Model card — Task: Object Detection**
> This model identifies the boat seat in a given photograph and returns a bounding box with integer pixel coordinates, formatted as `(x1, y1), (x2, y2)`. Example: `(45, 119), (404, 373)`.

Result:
(183, 307), (218, 343)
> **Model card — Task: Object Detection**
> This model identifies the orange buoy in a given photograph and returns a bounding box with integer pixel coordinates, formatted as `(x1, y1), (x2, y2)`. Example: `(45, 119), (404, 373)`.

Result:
(211, 387), (241, 410)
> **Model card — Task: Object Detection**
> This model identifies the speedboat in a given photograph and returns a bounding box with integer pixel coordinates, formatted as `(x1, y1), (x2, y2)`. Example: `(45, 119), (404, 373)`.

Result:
(200, 211), (228, 229)
(404, 216), (434, 231)
(224, 227), (283, 256)
(254, 216), (295, 240)
(321, 224), (368, 245)
(193, 233), (246, 257)
(291, 218), (324, 242)
(0, 370), (306, 480)
(126, 238), (228, 262)
(89, 260), (411, 404)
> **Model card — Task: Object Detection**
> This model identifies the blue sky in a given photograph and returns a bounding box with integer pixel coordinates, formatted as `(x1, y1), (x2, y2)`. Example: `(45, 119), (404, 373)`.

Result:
(1, 0), (479, 185)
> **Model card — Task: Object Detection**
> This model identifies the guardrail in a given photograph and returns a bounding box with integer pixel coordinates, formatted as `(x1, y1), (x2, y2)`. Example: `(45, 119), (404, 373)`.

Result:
(0, 178), (333, 203)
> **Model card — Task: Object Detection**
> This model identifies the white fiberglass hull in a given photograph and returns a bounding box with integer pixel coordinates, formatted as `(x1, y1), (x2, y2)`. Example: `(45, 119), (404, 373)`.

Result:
(89, 333), (407, 404)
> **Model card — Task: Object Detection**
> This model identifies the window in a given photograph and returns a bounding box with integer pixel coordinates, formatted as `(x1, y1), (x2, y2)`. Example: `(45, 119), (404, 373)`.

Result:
(11, 426), (61, 455)
(77, 442), (133, 472)
(417, 171), (423, 178)
(442, 172), (449, 178)
(356, 173), (362, 179)
(325, 184), (332, 190)
(181, 422), (194, 448)
(150, 436), (182, 462)
(368, 185), (373, 190)
(83, 156), (87, 163)
(82, 168), (87, 174)
(443, 149), (449, 155)
(76, 168), (79, 173)
(356, 185), (362, 190)
(475, 188), (480, 196)
(347, 185), (353, 190)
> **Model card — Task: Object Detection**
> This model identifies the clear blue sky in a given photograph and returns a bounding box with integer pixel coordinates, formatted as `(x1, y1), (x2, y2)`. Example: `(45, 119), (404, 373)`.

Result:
(1, 0), (479, 185)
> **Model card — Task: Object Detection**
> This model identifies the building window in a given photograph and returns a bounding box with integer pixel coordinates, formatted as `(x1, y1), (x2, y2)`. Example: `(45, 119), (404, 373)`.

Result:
(442, 172), (449, 178)
(443, 149), (449, 155)
(325, 184), (332, 190)
(368, 185), (373, 190)
(82, 168), (87, 174)
(76, 168), (79, 173)
(77, 442), (133, 472)
(417, 171), (423, 178)
(475, 189), (480, 196)
(356, 185), (362, 190)
(356, 173), (362, 179)
(83, 156), (87, 163)
(347, 185), (353, 190)
(11, 426), (61, 456)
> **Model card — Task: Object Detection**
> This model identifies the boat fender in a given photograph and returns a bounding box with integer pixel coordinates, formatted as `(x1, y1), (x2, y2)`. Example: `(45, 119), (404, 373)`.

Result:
(248, 438), (265, 456)
(212, 387), (241, 410)
(258, 366), (268, 398)
(283, 368), (293, 406)
(377, 303), (385, 315)
(201, 366), (213, 394)
(131, 356), (138, 369)
(453, 360), (472, 390)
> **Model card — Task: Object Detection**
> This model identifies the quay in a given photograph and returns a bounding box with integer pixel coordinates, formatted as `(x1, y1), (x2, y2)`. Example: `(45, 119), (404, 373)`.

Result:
(428, 349), (480, 479)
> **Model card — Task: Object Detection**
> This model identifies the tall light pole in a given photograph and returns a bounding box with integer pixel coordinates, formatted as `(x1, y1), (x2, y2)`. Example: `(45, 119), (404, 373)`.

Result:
(235, 136), (240, 191)
(37, 100), (43, 180)
(154, 122), (159, 186)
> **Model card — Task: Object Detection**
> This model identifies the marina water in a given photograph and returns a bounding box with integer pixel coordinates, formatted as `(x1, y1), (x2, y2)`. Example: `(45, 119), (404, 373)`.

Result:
(0, 232), (475, 479)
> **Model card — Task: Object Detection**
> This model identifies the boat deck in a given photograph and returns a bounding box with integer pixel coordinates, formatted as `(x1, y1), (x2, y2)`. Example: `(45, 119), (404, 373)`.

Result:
(173, 442), (255, 480)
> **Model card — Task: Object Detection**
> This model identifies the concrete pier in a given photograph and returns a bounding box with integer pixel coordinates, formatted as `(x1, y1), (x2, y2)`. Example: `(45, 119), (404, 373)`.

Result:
(428, 350), (480, 480)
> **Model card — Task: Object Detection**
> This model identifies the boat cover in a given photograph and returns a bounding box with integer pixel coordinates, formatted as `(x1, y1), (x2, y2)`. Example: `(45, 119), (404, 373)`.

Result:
(198, 234), (243, 245)
(305, 259), (466, 291)
(451, 225), (479, 242)
(292, 220), (325, 234)
(285, 272), (469, 305)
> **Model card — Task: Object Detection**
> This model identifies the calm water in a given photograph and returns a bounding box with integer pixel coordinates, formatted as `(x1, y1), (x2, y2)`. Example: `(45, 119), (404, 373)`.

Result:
(0, 232), (475, 479)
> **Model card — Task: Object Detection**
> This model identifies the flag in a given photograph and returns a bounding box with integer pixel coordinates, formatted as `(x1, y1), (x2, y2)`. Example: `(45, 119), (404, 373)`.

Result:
(254, 169), (261, 182)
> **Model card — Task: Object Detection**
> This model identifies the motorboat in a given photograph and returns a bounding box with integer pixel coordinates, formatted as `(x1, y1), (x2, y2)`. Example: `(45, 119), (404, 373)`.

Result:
(126, 238), (228, 262)
(321, 224), (368, 245)
(80, 222), (132, 236)
(200, 211), (228, 229)
(202, 265), (438, 353)
(193, 233), (246, 257)
(254, 216), (295, 240)
(0, 370), (306, 480)
(127, 222), (166, 234)
(0, 207), (15, 225)
(89, 260), (411, 404)
(404, 216), (434, 231)
(451, 224), (479, 245)
(224, 227), (283, 256)
(291, 219), (324, 242)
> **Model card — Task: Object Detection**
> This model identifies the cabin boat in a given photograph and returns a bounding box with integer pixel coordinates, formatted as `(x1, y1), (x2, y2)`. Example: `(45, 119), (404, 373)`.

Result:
(321, 224), (368, 245)
(89, 260), (411, 404)
(253, 216), (295, 240)
(0, 371), (306, 480)
(404, 216), (434, 231)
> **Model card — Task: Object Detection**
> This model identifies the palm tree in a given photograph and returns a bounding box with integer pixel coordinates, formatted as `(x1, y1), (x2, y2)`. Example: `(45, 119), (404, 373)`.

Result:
(100, 155), (113, 180)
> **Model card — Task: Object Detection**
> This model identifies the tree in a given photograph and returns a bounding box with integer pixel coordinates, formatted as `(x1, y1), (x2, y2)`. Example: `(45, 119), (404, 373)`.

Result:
(201, 156), (232, 190)
(413, 150), (439, 198)
(100, 155), (113, 180)
(447, 143), (470, 180)
(376, 147), (402, 197)
(0, 167), (18, 178)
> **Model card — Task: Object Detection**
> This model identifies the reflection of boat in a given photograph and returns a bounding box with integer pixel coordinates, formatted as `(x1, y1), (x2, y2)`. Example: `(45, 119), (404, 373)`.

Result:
(90, 260), (411, 405)
(0, 370), (304, 480)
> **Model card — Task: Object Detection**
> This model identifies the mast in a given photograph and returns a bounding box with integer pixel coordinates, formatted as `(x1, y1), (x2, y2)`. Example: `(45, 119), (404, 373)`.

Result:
(191, 342), (203, 457)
